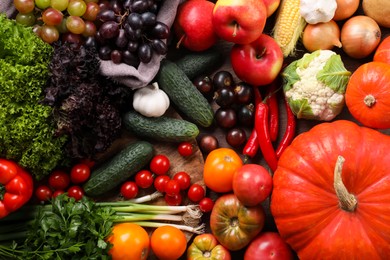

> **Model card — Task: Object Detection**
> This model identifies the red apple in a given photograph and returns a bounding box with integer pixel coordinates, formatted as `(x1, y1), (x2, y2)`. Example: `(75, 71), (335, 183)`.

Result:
(212, 0), (267, 44)
(244, 232), (294, 260)
(232, 164), (273, 206)
(174, 0), (218, 51)
(263, 0), (280, 17)
(230, 33), (283, 86)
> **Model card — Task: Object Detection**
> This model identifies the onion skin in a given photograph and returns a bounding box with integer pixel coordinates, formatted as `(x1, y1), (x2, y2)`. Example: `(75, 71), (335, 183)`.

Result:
(302, 20), (342, 52)
(341, 15), (381, 59)
(333, 0), (360, 21)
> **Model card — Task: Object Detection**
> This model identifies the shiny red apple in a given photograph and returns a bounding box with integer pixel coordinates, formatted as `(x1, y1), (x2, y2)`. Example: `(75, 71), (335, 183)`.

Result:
(212, 0), (267, 44)
(230, 33), (283, 86)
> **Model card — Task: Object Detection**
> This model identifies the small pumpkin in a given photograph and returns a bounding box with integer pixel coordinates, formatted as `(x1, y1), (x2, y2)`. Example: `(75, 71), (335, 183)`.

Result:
(271, 120), (390, 259)
(373, 35), (390, 65)
(345, 61), (390, 129)
(132, 82), (170, 117)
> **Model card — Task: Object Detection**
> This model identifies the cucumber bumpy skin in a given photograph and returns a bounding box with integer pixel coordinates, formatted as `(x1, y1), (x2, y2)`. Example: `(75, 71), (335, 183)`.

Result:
(83, 141), (154, 197)
(123, 110), (199, 142)
(156, 59), (214, 128)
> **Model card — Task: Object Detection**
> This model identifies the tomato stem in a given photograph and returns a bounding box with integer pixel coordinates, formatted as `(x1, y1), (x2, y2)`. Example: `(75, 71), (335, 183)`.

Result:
(333, 156), (357, 212)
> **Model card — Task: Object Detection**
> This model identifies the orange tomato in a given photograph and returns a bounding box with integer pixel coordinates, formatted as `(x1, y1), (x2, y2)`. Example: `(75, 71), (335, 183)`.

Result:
(150, 225), (187, 260)
(203, 148), (243, 193)
(107, 223), (150, 260)
(374, 36), (390, 65)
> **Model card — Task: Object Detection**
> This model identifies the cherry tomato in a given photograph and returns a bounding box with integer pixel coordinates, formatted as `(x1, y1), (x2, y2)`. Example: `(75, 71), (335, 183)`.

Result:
(67, 185), (84, 200)
(120, 181), (138, 200)
(198, 197), (215, 212)
(164, 193), (182, 206)
(173, 171), (191, 190)
(154, 175), (170, 193)
(151, 226), (187, 260)
(52, 190), (65, 198)
(48, 169), (70, 191)
(164, 179), (181, 196)
(70, 163), (91, 184)
(188, 183), (205, 202)
(134, 170), (154, 189)
(178, 141), (194, 157)
(150, 154), (170, 175)
(107, 223), (150, 260)
(35, 185), (53, 202)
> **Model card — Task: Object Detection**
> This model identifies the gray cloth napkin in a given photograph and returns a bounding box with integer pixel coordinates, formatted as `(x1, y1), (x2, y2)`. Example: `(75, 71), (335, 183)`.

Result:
(0, 0), (181, 90)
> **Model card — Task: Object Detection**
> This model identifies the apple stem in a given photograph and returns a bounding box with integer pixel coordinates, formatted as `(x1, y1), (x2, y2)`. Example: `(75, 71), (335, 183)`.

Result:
(176, 34), (186, 49)
(232, 22), (238, 37)
(256, 47), (267, 59)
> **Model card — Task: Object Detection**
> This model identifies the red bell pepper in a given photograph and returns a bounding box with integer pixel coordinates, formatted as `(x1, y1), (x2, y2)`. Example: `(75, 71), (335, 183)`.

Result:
(0, 159), (34, 219)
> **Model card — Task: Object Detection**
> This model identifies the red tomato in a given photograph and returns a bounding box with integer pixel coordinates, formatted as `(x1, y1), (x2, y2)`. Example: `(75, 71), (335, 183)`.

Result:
(120, 181), (138, 200)
(70, 163), (91, 184)
(244, 232), (294, 260)
(67, 185), (84, 201)
(134, 170), (154, 189)
(150, 154), (170, 175)
(154, 175), (170, 193)
(165, 179), (181, 196)
(198, 197), (214, 213)
(178, 141), (194, 157)
(48, 170), (70, 191)
(151, 226), (187, 260)
(164, 193), (183, 206)
(52, 190), (65, 198)
(35, 185), (53, 202)
(188, 183), (205, 202)
(173, 171), (191, 190)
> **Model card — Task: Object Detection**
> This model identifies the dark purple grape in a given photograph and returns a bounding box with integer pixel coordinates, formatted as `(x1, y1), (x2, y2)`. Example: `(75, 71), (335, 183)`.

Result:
(123, 50), (140, 67)
(149, 2), (158, 13)
(226, 128), (247, 148)
(127, 41), (139, 52)
(111, 49), (122, 64)
(141, 12), (157, 27)
(150, 39), (167, 55)
(127, 13), (143, 29)
(98, 0), (111, 11)
(84, 36), (97, 48)
(213, 70), (234, 89)
(97, 9), (116, 23)
(150, 22), (169, 39)
(234, 82), (254, 104)
(99, 45), (112, 60)
(95, 31), (108, 45)
(131, 0), (149, 13)
(214, 87), (236, 108)
(237, 104), (254, 127)
(138, 43), (153, 63)
(124, 23), (141, 41)
(110, 0), (123, 14)
(199, 135), (219, 154)
(99, 21), (120, 39)
(123, 0), (132, 10)
(215, 108), (237, 129)
(115, 28), (128, 49)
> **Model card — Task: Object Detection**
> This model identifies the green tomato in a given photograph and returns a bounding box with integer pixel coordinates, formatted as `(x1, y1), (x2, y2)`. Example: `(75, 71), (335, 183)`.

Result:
(187, 233), (231, 260)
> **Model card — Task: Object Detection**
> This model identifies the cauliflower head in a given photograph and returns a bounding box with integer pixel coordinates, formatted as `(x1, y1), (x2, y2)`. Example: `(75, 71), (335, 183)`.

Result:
(282, 50), (351, 121)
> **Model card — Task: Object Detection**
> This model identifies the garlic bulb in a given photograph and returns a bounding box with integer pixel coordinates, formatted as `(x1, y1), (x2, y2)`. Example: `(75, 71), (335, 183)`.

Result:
(300, 0), (337, 24)
(132, 82), (170, 117)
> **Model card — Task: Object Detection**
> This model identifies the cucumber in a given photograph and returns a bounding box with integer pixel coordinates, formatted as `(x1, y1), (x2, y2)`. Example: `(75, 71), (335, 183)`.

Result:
(175, 48), (225, 80)
(83, 141), (153, 197)
(123, 110), (199, 142)
(156, 59), (214, 128)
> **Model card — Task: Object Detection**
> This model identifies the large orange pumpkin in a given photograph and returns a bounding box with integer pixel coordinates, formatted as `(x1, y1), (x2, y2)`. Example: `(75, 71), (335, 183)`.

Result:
(271, 120), (390, 259)
(345, 61), (390, 129)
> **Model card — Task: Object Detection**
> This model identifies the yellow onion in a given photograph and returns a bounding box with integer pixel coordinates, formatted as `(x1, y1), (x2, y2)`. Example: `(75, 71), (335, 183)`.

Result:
(302, 20), (342, 52)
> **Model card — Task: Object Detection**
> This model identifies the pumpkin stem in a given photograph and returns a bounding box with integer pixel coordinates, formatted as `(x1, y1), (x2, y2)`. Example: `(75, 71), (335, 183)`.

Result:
(334, 155), (357, 212)
(364, 94), (376, 107)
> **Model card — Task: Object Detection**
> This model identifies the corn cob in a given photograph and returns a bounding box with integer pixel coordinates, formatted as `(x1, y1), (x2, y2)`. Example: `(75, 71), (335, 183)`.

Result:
(272, 0), (307, 57)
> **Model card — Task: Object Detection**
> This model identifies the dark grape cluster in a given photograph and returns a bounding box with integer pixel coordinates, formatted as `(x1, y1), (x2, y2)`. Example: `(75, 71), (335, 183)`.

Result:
(94, 0), (170, 66)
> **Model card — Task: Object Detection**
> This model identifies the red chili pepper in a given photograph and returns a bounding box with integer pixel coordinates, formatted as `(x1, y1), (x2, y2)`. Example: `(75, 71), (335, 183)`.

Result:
(276, 97), (296, 158)
(242, 88), (262, 160)
(0, 159), (34, 219)
(255, 102), (278, 172)
(265, 82), (279, 142)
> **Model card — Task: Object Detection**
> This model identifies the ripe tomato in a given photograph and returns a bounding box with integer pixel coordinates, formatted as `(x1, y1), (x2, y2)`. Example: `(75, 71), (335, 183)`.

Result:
(70, 163), (91, 184)
(67, 185), (84, 201)
(164, 193), (182, 206)
(151, 225), (187, 260)
(203, 148), (243, 193)
(187, 183), (205, 202)
(198, 197), (214, 213)
(173, 171), (191, 190)
(120, 181), (138, 200)
(35, 185), (52, 202)
(154, 175), (170, 193)
(244, 232), (294, 260)
(134, 169), (154, 189)
(150, 154), (170, 175)
(52, 190), (65, 198)
(48, 169), (70, 191)
(178, 141), (194, 157)
(107, 223), (150, 260)
(165, 179), (181, 196)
